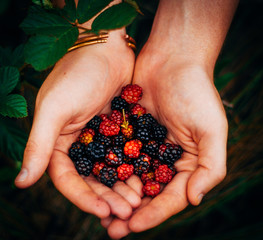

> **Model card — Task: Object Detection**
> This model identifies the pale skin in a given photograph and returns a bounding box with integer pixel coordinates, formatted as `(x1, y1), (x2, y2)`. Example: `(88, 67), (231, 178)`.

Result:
(15, 0), (239, 238)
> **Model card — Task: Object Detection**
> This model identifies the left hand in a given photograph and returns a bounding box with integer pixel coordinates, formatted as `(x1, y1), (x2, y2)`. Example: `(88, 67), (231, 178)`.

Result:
(100, 49), (228, 239)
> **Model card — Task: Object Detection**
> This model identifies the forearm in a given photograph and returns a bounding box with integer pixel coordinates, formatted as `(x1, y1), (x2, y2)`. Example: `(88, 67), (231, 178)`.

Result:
(147, 0), (239, 72)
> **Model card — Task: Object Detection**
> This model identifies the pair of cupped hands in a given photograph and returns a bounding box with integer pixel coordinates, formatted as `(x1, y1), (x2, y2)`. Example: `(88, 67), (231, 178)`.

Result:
(15, 29), (228, 239)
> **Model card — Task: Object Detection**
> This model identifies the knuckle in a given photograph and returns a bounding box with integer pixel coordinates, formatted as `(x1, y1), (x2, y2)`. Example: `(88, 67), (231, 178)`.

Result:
(24, 140), (39, 157)
(215, 167), (227, 183)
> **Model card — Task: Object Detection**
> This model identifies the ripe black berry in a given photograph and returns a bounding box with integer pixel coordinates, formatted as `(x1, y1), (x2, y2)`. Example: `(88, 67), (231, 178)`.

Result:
(111, 96), (128, 111)
(86, 115), (102, 132)
(159, 143), (183, 166)
(69, 142), (86, 161)
(99, 166), (118, 187)
(86, 142), (106, 159)
(74, 156), (93, 176)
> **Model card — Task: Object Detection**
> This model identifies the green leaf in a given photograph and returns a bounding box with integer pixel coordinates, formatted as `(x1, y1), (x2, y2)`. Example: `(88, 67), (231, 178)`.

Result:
(20, 4), (73, 35)
(0, 45), (25, 68)
(0, 67), (20, 96)
(77, 0), (112, 24)
(24, 26), (78, 71)
(92, 2), (138, 32)
(0, 94), (28, 118)
(61, 0), (77, 22)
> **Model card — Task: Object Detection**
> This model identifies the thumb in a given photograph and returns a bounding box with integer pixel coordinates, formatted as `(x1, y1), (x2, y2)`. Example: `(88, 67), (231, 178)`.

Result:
(15, 109), (63, 188)
(187, 131), (227, 205)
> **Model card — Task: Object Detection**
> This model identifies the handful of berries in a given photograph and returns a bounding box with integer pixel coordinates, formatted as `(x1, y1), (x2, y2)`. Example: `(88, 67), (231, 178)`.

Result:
(68, 84), (183, 197)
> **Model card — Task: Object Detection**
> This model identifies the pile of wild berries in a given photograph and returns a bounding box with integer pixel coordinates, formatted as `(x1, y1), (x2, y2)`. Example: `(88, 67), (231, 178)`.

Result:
(68, 84), (183, 197)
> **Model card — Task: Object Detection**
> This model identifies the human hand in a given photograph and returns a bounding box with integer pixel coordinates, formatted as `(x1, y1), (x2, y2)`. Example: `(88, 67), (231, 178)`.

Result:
(14, 30), (142, 219)
(101, 51), (228, 238)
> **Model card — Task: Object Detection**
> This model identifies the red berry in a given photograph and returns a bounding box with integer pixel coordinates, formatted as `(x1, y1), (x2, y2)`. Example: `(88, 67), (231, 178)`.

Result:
(77, 131), (93, 145)
(81, 128), (95, 136)
(141, 172), (155, 184)
(134, 139), (143, 149)
(121, 84), (142, 104)
(117, 164), (134, 181)
(151, 159), (162, 171)
(121, 124), (133, 139)
(110, 110), (123, 126)
(155, 164), (174, 183)
(124, 140), (141, 158)
(143, 181), (160, 197)
(99, 120), (120, 136)
(92, 162), (106, 176)
(100, 114), (109, 121)
(131, 104), (146, 117)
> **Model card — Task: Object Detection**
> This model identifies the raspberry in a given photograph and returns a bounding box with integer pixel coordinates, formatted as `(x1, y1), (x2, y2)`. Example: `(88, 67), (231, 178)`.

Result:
(121, 84), (142, 104)
(142, 140), (159, 158)
(159, 143), (183, 166)
(121, 124), (134, 139)
(105, 146), (124, 166)
(92, 162), (106, 176)
(94, 133), (112, 147)
(86, 142), (105, 159)
(113, 134), (127, 147)
(141, 172), (155, 184)
(130, 104), (146, 117)
(110, 110), (123, 126)
(117, 164), (134, 181)
(143, 181), (160, 197)
(74, 156), (93, 176)
(111, 96), (128, 111)
(124, 140), (141, 158)
(99, 119), (120, 136)
(86, 116), (102, 132)
(100, 114), (109, 121)
(99, 166), (118, 188)
(155, 164), (174, 183)
(77, 131), (93, 146)
(137, 113), (157, 129)
(152, 124), (167, 143)
(68, 142), (86, 161)
(135, 127), (152, 143)
(133, 153), (151, 175)
(151, 159), (162, 171)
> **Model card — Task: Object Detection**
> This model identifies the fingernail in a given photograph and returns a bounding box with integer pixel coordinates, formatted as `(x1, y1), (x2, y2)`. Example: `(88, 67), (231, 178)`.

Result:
(15, 168), (28, 182)
(197, 194), (204, 205)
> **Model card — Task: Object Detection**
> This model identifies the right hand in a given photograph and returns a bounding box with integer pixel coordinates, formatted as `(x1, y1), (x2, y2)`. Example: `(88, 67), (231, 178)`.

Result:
(15, 30), (142, 220)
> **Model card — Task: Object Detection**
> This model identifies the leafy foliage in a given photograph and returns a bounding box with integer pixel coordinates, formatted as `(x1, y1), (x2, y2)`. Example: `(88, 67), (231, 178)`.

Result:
(0, 67), (27, 118)
(21, 0), (138, 71)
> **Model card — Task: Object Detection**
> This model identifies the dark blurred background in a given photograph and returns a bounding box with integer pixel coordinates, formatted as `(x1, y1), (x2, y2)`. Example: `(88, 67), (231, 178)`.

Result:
(1, 0), (263, 239)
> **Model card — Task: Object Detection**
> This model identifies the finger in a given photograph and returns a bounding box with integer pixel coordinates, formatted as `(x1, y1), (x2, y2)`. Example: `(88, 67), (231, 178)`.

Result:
(83, 176), (132, 220)
(112, 181), (141, 208)
(101, 216), (114, 228)
(125, 175), (144, 197)
(187, 131), (227, 205)
(48, 150), (110, 218)
(107, 198), (152, 239)
(15, 106), (64, 188)
(129, 171), (191, 232)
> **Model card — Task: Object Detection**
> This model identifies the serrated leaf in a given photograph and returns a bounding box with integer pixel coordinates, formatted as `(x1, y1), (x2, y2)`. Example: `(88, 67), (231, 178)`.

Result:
(24, 26), (78, 71)
(0, 94), (28, 118)
(0, 67), (20, 96)
(92, 2), (138, 32)
(0, 116), (28, 163)
(20, 4), (73, 35)
(0, 45), (25, 68)
(77, 0), (112, 24)
(61, 0), (77, 22)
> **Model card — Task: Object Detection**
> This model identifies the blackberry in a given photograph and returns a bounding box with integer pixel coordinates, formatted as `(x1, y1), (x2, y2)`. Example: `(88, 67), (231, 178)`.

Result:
(94, 133), (112, 147)
(159, 143), (183, 166)
(142, 140), (159, 158)
(152, 124), (167, 143)
(133, 153), (151, 176)
(99, 166), (118, 187)
(111, 96), (128, 111)
(135, 127), (152, 143)
(113, 134), (127, 147)
(86, 142), (106, 159)
(105, 146), (124, 166)
(68, 142), (86, 161)
(74, 156), (93, 176)
(86, 115), (102, 132)
(137, 113), (157, 129)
